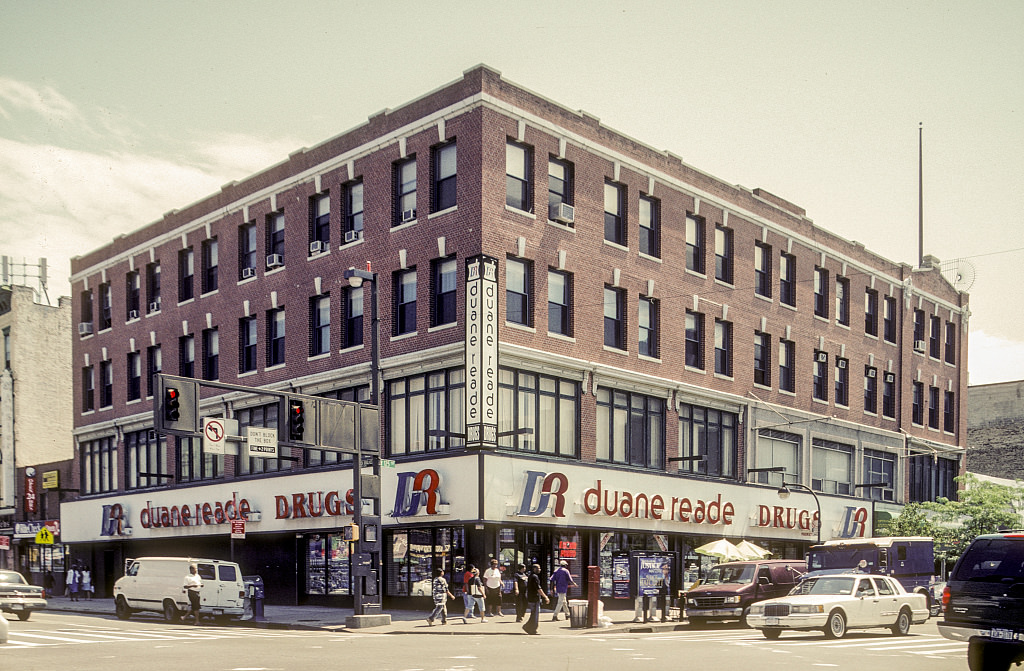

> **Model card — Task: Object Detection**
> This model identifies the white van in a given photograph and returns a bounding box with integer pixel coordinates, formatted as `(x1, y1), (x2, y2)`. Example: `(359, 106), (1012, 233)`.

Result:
(113, 557), (246, 622)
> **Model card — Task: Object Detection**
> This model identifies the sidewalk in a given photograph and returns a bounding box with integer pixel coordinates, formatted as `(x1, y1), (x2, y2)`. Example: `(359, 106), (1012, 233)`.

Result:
(43, 595), (685, 635)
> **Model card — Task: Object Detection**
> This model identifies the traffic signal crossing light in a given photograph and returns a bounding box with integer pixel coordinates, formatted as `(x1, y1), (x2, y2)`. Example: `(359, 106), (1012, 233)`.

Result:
(289, 400), (305, 441)
(164, 387), (181, 422)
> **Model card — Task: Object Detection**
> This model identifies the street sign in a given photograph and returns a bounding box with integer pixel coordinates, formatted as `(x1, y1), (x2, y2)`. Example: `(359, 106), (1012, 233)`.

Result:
(380, 459), (396, 468)
(0, 536), (9, 551)
(42, 470), (59, 489)
(231, 520), (245, 539)
(246, 427), (278, 459)
(35, 527), (54, 545)
(203, 417), (238, 455)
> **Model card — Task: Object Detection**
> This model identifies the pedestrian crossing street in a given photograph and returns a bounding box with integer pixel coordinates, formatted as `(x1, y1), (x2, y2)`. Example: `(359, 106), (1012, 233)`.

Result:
(1, 624), (342, 649)
(629, 629), (968, 659)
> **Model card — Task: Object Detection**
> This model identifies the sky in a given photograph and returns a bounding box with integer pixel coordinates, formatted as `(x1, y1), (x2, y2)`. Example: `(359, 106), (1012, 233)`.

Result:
(1, 1), (1022, 385)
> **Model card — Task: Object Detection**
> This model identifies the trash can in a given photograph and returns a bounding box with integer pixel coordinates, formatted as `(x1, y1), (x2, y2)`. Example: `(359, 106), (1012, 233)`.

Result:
(243, 575), (266, 622)
(568, 599), (589, 629)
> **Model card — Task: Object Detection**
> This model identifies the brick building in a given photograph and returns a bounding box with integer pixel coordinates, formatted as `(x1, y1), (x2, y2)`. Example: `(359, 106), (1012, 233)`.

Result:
(62, 65), (967, 607)
(967, 380), (1024, 479)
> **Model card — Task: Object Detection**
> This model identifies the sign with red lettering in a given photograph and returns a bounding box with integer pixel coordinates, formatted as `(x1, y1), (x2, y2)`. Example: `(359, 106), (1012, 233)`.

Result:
(24, 474), (37, 513)
(231, 520), (245, 539)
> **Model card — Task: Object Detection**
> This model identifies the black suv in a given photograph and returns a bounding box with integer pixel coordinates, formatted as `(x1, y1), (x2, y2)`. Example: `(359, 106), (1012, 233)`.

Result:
(939, 532), (1024, 671)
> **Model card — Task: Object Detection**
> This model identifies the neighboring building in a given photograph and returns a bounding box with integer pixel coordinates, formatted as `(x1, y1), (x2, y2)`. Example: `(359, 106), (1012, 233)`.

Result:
(0, 283), (74, 580)
(62, 65), (968, 607)
(967, 380), (1024, 480)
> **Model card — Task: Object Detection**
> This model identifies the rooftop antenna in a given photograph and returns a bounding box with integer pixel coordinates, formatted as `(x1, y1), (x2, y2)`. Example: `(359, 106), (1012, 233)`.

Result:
(939, 258), (977, 292)
(0, 256), (52, 305)
(918, 123), (924, 269)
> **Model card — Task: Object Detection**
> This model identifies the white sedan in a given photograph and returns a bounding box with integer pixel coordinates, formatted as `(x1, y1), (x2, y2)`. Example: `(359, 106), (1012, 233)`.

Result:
(746, 574), (930, 639)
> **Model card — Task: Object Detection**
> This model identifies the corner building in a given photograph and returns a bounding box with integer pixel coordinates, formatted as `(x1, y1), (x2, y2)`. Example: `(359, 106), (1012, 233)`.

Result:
(63, 66), (967, 607)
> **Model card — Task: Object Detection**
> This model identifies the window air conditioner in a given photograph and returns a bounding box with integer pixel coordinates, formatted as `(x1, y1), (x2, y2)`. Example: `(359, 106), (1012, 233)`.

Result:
(837, 359), (847, 369)
(913, 339), (926, 353)
(128, 309), (139, 320)
(815, 351), (828, 363)
(550, 202), (575, 224)
(241, 266), (256, 279)
(309, 240), (325, 254)
(78, 322), (94, 336)
(884, 372), (896, 384)
(149, 301), (160, 313)
(266, 254), (284, 268)
(867, 368), (877, 378)
(344, 230), (360, 243)
(401, 208), (417, 223)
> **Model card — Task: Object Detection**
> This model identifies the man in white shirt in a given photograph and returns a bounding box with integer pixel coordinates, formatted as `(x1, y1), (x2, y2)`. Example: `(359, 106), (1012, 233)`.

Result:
(183, 564), (203, 624)
(482, 559), (504, 617)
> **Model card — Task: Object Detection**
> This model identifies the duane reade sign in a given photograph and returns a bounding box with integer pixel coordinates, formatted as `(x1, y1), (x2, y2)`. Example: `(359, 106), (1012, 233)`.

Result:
(246, 427), (278, 459)
(465, 254), (498, 448)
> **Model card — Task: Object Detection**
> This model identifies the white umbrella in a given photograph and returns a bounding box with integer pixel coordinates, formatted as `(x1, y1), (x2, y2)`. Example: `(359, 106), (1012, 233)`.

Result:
(694, 539), (744, 561)
(736, 540), (771, 560)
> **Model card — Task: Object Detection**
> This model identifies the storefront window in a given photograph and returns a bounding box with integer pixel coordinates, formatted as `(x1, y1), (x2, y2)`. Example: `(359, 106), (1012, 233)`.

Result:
(596, 388), (664, 468)
(678, 404), (737, 478)
(304, 533), (351, 596)
(385, 527), (464, 597)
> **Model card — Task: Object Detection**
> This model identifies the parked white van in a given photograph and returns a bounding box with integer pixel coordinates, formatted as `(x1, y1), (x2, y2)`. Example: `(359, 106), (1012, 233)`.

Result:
(113, 557), (246, 622)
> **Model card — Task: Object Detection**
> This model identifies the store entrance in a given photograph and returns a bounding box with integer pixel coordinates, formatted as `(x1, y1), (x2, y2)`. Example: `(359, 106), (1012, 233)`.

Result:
(497, 528), (551, 580)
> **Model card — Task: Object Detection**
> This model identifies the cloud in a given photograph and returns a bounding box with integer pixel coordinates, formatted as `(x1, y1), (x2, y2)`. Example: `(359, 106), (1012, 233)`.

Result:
(968, 330), (1024, 386)
(0, 77), (81, 124)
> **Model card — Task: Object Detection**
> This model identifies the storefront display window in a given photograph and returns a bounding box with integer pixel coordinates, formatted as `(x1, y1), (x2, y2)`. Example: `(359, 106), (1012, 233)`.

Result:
(385, 527), (464, 597)
(304, 533), (350, 596)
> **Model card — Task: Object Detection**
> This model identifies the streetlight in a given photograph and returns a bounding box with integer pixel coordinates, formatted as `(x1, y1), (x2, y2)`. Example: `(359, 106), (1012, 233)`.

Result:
(343, 264), (383, 623)
(777, 482), (822, 544)
(853, 481), (891, 537)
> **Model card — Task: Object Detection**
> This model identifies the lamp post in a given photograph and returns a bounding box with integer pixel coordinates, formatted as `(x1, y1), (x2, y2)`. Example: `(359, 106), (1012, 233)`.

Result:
(777, 482), (822, 544)
(853, 481), (891, 537)
(343, 264), (382, 620)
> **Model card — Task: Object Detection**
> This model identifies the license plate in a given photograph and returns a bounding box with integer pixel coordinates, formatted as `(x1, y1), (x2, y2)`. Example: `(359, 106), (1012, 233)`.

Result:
(11, 604), (23, 610)
(765, 617), (779, 626)
(992, 628), (1015, 640)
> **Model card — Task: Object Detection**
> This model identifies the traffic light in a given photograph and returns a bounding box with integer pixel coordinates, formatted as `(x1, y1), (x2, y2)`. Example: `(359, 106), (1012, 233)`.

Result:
(289, 400), (305, 441)
(164, 387), (181, 422)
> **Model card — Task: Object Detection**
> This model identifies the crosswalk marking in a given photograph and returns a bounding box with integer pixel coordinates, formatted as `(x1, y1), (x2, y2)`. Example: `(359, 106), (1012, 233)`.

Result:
(1, 625), (336, 649)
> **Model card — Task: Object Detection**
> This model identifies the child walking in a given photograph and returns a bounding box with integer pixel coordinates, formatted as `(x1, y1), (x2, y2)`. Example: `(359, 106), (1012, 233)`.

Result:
(426, 568), (455, 626)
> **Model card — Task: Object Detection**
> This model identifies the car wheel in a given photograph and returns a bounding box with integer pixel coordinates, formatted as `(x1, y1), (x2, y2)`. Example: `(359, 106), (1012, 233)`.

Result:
(762, 628), (781, 640)
(163, 600), (181, 623)
(115, 597), (132, 620)
(17, 611), (30, 621)
(823, 610), (846, 639)
(740, 607), (751, 628)
(968, 640), (1014, 671)
(890, 608), (911, 636)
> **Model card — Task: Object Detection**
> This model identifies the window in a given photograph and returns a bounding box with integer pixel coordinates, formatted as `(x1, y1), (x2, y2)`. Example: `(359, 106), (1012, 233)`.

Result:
(267, 212), (285, 264)
(779, 339), (795, 393)
(714, 319), (732, 377)
(548, 157), (573, 222)
(126, 270), (140, 319)
(944, 390), (956, 432)
(929, 315), (941, 358)
(813, 351), (828, 401)
(388, 367), (465, 455)
(79, 289), (93, 330)
(239, 222), (257, 278)
(862, 290), (879, 337)
(883, 296), (897, 343)
(310, 295), (330, 356)
(98, 282), (112, 330)
(394, 157), (417, 223)
(81, 365), (94, 412)
(344, 286), (363, 349)
(432, 141), (456, 212)
(835, 358), (849, 406)
(127, 351), (141, 402)
(912, 381), (924, 425)
(638, 296), (658, 358)
(199, 237), (218, 293)
(864, 366), (878, 413)
(928, 386), (940, 428)
(344, 180), (364, 241)
(506, 141), (531, 211)
(715, 225), (733, 284)
(431, 257), (457, 326)
(639, 195), (660, 258)
(596, 388), (664, 468)
(99, 360), (113, 408)
(146, 261), (161, 313)
(604, 286), (625, 350)
(506, 258), (531, 326)
(178, 247), (194, 302)
(604, 181), (625, 245)
(812, 438), (852, 494)
(685, 214), (705, 274)
(814, 267), (829, 318)
(179, 334), (194, 378)
(944, 321), (956, 364)
(146, 345), (161, 398)
(754, 242), (772, 298)
(125, 429), (168, 490)
(2, 328), (7, 370)
(913, 309), (925, 345)
(836, 276), (850, 325)
(267, 308), (285, 366)
(754, 430), (800, 485)
(754, 331), (771, 387)
(498, 368), (578, 456)
(548, 269), (571, 336)
(863, 449), (896, 501)
(310, 193), (330, 250)
(79, 436), (116, 494)
(394, 269), (417, 336)
(234, 403), (279, 476)
(685, 311), (704, 369)
(779, 252), (796, 307)
(882, 372), (897, 418)
(678, 403), (737, 478)
(909, 455), (958, 503)
(239, 316), (258, 373)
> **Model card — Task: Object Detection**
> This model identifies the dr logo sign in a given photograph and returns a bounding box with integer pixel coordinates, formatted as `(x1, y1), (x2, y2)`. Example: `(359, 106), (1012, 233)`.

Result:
(516, 471), (568, 517)
(392, 469), (446, 517)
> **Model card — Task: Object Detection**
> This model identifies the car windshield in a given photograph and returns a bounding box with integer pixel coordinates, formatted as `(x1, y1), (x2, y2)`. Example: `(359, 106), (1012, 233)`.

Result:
(792, 576), (856, 596)
(954, 539), (1024, 583)
(0, 571), (28, 585)
(703, 564), (756, 585)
